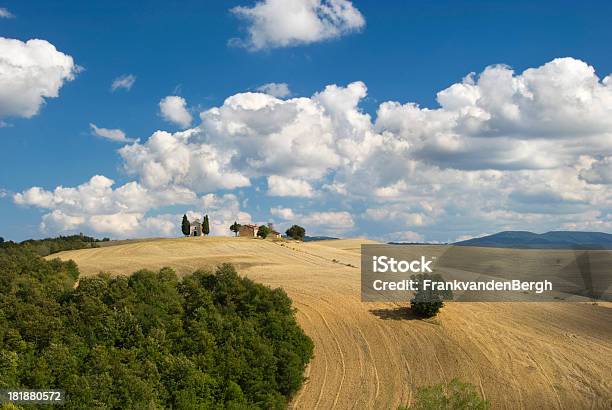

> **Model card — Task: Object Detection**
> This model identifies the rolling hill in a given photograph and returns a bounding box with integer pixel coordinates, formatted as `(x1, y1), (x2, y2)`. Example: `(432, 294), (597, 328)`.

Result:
(53, 237), (612, 409)
(455, 230), (612, 249)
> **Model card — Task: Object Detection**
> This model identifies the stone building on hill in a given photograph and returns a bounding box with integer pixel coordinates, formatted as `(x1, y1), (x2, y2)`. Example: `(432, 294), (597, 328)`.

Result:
(189, 218), (204, 236)
(238, 224), (258, 237)
(238, 223), (282, 238)
(267, 223), (282, 238)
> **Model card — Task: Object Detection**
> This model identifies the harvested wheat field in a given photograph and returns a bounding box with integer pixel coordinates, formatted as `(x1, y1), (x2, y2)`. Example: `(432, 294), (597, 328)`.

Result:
(53, 237), (612, 409)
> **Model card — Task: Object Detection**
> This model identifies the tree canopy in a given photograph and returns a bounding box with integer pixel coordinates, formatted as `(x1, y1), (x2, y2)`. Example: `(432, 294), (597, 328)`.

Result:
(230, 222), (241, 237)
(257, 225), (271, 239)
(410, 273), (453, 318)
(285, 225), (306, 241)
(0, 240), (313, 409)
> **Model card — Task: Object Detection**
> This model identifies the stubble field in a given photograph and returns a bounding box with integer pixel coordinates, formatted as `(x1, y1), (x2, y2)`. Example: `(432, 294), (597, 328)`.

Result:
(54, 237), (612, 409)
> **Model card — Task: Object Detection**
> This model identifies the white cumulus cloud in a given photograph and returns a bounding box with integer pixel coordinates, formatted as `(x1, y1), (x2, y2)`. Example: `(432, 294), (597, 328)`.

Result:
(375, 57), (612, 171)
(90, 123), (136, 143)
(579, 157), (612, 185)
(300, 211), (355, 234)
(13, 175), (251, 238)
(199, 193), (253, 236)
(111, 74), (136, 92)
(267, 175), (314, 197)
(385, 231), (424, 243)
(159, 95), (192, 128)
(119, 129), (251, 192)
(270, 206), (295, 220)
(14, 57), (612, 242)
(0, 37), (79, 119)
(14, 175), (195, 215)
(256, 82), (291, 98)
(0, 7), (14, 18)
(230, 0), (365, 50)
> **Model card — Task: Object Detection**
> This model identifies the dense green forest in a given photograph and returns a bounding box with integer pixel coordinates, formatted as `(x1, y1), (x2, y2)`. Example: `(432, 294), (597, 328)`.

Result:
(0, 239), (313, 409)
(0, 234), (109, 257)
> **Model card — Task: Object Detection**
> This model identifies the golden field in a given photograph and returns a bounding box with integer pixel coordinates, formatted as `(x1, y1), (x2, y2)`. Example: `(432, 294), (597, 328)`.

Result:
(53, 237), (612, 409)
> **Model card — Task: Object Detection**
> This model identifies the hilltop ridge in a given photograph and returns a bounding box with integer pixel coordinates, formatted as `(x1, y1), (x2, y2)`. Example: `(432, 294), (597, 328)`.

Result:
(454, 230), (612, 249)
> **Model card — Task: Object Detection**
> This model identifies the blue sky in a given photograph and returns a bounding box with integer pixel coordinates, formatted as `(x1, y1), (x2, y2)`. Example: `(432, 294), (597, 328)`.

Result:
(1, 0), (611, 242)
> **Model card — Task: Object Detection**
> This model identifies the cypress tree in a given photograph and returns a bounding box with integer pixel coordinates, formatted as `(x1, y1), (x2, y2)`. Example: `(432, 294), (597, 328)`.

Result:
(181, 214), (190, 236)
(203, 214), (210, 235)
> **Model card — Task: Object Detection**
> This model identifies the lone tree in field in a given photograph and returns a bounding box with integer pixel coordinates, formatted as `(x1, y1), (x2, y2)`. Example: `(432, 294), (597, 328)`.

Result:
(410, 273), (452, 318)
(257, 224), (271, 239)
(181, 214), (190, 236)
(285, 225), (306, 240)
(203, 214), (210, 235)
(230, 221), (241, 236)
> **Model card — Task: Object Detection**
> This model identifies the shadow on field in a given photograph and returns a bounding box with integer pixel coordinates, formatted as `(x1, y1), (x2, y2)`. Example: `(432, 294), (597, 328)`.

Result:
(369, 306), (420, 320)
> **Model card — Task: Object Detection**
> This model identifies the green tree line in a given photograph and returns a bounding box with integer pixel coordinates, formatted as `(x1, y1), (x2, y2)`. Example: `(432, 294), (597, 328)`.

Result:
(0, 234), (108, 257)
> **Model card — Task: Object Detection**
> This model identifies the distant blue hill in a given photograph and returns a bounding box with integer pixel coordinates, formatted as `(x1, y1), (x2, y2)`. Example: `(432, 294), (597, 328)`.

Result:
(303, 236), (338, 242)
(454, 231), (612, 249)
